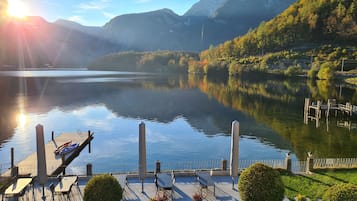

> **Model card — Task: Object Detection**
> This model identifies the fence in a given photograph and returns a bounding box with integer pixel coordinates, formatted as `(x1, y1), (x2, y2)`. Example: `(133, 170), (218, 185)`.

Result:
(2, 158), (357, 176)
(160, 159), (222, 171)
(314, 158), (357, 169)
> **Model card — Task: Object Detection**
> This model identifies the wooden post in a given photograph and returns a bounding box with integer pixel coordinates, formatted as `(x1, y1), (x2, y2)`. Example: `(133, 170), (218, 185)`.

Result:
(51, 131), (54, 141)
(346, 102), (352, 116)
(155, 160), (161, 173)
(304, 98), (310, 124)
(11, 147), (14, 168)
(316, 101), (321, 119)
(222, 159), (227, 171)
(86, 163), (93, 176)
(341, 59), (345, 72)
(88, 130), (91, 153)
(285, 152), (292, 172)
(11, 166), (18, 178)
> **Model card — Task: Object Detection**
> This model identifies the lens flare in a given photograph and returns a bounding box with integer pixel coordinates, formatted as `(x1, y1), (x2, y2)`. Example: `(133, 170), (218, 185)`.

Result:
(7, 0), (29, 19)
(17, 113), (28, 127)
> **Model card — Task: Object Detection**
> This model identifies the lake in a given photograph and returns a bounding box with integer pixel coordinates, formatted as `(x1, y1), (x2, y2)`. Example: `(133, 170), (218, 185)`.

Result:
(0, 70), (356, 174)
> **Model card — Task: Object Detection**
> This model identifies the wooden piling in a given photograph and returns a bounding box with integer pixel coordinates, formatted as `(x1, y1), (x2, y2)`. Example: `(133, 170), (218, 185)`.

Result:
(11, 147), (14, 168)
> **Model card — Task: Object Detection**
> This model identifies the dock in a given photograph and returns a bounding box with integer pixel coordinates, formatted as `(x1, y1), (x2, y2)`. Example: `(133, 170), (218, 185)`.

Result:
(304, 98), (356, 121)
(2, 131), (93, 177)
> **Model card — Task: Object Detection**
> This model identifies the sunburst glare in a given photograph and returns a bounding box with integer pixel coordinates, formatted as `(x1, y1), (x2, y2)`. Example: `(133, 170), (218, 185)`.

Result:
(16, 113), (28, 127)
(7, 0), (29, 19)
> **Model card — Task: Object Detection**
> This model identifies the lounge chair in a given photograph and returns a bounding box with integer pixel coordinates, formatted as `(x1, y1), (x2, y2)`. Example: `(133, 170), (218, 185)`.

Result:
(54, 175), (78, 197)
(155, 172), (175, 199)
(2, 177), (33, 201)
(196, 171), (215, 196)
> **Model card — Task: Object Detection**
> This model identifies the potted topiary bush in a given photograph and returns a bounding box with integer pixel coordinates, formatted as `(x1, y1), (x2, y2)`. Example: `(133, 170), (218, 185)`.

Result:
(238, 163), (285, 201)
(322, 183), (357, 201)
(83, 174), (123, 201)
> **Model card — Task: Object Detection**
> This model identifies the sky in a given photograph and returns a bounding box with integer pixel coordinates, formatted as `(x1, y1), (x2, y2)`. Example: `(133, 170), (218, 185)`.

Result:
(18, 0), (199, 26)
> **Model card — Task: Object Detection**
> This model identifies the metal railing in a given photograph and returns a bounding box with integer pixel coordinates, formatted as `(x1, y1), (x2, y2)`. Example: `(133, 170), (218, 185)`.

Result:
(160, 159), (222, 171)
(238, 159), (286, 170)
(314, 158), (357, 169)
(3, 157), (357, 176)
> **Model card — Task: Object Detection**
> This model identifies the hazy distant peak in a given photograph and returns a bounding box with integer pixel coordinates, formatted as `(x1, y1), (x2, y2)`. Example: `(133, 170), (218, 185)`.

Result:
(55, 19), (83, 27)
(184, 0), (228, 17)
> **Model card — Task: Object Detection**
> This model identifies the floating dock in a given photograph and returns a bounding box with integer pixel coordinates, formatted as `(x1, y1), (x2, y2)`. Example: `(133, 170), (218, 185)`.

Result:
(2, 131), (93, 177)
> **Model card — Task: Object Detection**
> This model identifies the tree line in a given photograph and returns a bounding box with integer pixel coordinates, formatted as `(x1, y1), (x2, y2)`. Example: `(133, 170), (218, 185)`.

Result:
(188, 0), (357, 78)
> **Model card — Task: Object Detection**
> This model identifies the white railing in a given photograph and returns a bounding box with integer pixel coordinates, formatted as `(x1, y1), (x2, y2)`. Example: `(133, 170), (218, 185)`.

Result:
(314, 158), (357, 169)
(239, 159), (286, 170)
(160, 159), (222, 171)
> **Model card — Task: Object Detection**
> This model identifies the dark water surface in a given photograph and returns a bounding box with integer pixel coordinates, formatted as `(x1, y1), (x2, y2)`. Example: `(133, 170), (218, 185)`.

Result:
(0, 71), (356, 174)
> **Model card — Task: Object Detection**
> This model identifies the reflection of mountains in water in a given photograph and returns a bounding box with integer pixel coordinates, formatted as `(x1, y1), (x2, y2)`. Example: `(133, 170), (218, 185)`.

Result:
(0, 76), (292, 151)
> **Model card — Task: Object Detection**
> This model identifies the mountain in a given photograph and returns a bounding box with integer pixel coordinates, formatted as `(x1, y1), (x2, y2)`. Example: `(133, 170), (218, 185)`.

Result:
(0, 17), (121, 68)
(54, 19), (103, 37)
(215, 0), (296, 19)
(102, 1), (296, 52)
(103, 9), (189, 50)
(1, 0), (299, 67)
(194, 0), (357, 74)
(184, 0), (228, 18)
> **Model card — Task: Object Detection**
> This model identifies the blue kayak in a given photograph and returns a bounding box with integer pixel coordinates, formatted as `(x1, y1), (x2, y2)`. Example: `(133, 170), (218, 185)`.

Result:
(59, 143), (79, 155)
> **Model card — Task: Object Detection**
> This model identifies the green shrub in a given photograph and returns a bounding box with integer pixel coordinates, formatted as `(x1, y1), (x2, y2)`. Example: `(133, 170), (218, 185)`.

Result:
(308, 61), (320, 79)
(83, 174), (123, 201)
(238, 163), (285, 201)
(284, 65), (302, 76)
(322, 183), (357, 201)
(317, 62), (336, 80)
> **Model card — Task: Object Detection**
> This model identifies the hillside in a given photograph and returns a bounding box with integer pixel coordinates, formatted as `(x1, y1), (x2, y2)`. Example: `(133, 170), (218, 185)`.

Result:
(192, 0), (357, 76)
(88, 51), (198, 73)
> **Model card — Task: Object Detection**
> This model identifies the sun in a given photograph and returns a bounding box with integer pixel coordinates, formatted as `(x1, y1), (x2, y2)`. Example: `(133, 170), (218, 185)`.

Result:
(16, 113), (28, 127)
(7, 0), (29, 19)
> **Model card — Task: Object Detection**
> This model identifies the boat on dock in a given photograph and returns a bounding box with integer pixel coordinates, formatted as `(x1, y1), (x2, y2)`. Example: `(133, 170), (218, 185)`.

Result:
(2, 130), (93, 177)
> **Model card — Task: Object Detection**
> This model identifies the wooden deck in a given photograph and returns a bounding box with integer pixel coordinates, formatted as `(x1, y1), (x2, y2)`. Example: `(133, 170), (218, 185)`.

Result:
(2, 132), (93, 177)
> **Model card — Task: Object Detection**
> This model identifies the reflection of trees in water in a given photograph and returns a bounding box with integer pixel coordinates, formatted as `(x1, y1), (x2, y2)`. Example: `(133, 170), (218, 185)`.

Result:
(187, 74), (357, 160)
(1, 75), (356, 160)
(0, 78), (19, 146)
(307, 79), (357, 103)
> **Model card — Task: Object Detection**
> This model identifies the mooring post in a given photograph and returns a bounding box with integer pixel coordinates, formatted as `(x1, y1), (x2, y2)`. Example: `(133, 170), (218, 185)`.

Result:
(155, 160), (161, 173)
(304, 98), (310, 124)
(285, 152), (292, 172)
(222, 159), (227, 171)
(326, 99), (331, 118)
(316, 101), (321, 119)
(11, 147), (14, 168)
(88, 130), (92, 153)
(86, 163), (93, 176)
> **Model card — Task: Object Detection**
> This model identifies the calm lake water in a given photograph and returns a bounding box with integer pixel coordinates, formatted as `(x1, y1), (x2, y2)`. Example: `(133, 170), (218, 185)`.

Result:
(0, 70), (356, 174)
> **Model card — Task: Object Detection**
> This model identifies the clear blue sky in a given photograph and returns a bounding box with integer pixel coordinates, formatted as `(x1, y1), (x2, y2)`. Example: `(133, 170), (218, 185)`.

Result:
(24, 0), (199, 26)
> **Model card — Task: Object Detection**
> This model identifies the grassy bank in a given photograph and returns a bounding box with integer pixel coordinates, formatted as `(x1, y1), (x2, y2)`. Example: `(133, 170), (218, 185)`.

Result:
(281, 169), (357, 200)
(345, 77), (357, 85)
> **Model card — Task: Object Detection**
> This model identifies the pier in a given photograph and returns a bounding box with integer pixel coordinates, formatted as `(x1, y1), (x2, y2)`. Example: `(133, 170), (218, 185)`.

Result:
(2, 131), (93, 177)
(304, 98), (357, 126)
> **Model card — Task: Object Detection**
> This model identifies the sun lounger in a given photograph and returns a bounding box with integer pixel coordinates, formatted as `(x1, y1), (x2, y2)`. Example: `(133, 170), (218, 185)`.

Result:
(54, 176), (78, 195)
(196, 172), (215, 196)
(2, 177), (33, 201)
(155, 172), (174, 199)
